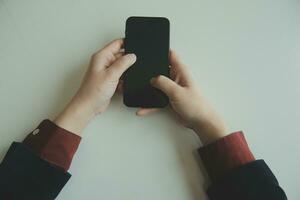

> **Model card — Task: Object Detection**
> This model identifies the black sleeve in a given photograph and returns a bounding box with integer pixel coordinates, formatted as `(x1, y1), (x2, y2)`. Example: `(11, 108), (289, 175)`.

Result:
(0, 142), (71, 200)
(206, 160), (287, 200)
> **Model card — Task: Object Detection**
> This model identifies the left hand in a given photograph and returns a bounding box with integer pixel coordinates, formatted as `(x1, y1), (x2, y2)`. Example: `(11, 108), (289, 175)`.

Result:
(54, 39), (136, 134)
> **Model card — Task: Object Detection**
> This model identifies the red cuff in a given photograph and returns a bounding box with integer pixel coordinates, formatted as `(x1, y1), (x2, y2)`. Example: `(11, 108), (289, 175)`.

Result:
(23, 119), (81, 171)
(198, 131), (255, 181)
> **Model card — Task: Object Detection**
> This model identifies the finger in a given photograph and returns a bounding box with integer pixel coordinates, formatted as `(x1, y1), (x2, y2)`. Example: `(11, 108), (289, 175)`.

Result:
(169, 50), (193, 86)
(150, 75), (180, 97)
(107, 53), (136, 79)
(103, 52), (123, 69)
(115, 52), (123, 59)
(136, 108), (160, 116)
(97, 38), (124, 55)
(90, 40), (124, 70)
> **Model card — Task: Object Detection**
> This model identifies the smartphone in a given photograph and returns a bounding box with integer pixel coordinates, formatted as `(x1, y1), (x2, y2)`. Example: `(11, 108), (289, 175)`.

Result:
(123, 16), (170, 108)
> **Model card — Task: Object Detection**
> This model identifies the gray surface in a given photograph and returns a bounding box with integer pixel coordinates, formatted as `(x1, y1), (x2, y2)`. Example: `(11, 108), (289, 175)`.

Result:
(0, 0), (299, 199)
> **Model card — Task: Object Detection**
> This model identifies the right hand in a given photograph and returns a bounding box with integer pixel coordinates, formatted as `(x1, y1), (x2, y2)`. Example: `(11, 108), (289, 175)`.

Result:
(138, 51), (228, 144)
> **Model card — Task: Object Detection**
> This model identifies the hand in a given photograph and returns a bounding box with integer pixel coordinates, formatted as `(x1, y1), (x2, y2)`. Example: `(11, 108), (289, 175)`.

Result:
(139, 51), (228, 145)
(54, 39), (136, 135)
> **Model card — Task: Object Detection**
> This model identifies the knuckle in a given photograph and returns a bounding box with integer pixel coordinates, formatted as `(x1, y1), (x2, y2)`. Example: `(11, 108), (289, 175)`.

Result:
(114, 38), (123, 46)
(91, 53), (97, 60)
(91, 53), (100, 61)
(92, 51), (105, 61)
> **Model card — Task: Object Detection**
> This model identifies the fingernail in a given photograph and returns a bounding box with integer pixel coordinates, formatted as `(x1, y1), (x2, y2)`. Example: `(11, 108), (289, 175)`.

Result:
(127, 53), (136, 60)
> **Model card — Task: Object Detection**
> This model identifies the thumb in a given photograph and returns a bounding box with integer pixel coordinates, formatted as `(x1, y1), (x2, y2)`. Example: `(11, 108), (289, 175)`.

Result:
(108, 53), (136, 78)
(151, 75), (180, 97)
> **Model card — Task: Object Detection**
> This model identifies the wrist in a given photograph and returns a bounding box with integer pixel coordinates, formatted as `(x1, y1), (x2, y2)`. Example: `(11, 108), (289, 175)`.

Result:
(54, 97), (95, 135)
(192, 117), (228, 145)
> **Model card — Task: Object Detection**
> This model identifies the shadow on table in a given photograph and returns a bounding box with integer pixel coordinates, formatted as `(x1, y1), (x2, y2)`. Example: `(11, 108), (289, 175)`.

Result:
(164, 110), (211, 200)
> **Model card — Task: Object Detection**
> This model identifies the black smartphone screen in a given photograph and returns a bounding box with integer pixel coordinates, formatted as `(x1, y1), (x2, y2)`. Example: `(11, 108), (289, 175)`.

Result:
(124, 16), (170, 108)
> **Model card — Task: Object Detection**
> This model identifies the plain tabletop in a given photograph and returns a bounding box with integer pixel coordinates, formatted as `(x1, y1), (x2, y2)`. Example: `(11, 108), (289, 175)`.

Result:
(0, 0), (299, 199)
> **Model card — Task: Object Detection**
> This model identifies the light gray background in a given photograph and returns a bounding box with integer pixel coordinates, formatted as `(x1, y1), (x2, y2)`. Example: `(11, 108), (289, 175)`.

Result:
(0, 0), (299, 199)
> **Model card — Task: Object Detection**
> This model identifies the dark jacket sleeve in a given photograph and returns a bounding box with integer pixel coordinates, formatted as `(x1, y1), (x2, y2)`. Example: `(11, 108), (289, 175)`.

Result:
(206, 160), (287, 200)
(0, 142), (71, 200)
